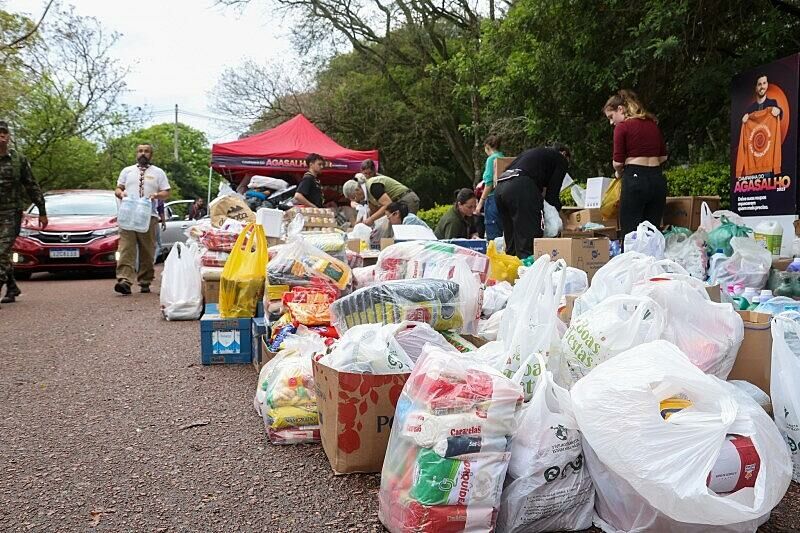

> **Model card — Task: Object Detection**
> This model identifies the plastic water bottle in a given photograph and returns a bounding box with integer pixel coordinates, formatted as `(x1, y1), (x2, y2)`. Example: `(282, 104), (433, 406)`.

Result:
(787, 258), (800, 273)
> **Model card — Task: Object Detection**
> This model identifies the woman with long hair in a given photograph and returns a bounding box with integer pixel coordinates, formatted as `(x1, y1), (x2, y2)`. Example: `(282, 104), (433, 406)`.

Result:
(603, 90), (668, 238)
(434, 188), (478, 240)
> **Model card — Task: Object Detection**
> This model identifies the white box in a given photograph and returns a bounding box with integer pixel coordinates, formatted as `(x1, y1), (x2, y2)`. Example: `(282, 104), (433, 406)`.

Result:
(584, 177), (614, 209)
(256, 208), (284, 237)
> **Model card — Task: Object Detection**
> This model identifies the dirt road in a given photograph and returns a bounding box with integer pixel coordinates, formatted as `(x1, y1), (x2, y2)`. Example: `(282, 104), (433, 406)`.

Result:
(0, 271), (797, 531)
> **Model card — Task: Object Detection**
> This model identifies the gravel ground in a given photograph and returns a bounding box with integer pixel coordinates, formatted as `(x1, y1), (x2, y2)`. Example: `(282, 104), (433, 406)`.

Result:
(0, 269), (798, 532)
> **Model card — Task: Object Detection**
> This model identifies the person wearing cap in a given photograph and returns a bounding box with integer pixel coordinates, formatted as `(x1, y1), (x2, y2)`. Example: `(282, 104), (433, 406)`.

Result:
(341, 160), (420, 226)
(0, 120), (48, 307)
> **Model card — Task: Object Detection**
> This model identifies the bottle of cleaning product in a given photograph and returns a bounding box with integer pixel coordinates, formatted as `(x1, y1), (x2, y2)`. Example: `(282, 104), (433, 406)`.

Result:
(754, 220), (783, 256)
(760, 289), (773, 300)
(747, 295), (761, 311)
(788, 258), (800, 273)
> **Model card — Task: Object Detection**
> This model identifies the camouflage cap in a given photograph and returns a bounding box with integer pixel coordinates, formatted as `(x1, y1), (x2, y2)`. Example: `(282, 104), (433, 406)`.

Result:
(0, 121), (9, 133)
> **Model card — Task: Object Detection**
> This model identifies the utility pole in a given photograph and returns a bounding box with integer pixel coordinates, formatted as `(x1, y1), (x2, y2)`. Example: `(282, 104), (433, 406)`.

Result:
(174, 104), (179, 162)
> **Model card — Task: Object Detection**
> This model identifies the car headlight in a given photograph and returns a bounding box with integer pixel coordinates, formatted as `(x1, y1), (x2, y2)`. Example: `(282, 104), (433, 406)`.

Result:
(92, 227), (119, 237)
(19, 228), (39, 237)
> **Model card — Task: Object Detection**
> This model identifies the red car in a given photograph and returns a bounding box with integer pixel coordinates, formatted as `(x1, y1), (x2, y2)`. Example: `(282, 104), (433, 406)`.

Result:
(12, 190), (120, 279)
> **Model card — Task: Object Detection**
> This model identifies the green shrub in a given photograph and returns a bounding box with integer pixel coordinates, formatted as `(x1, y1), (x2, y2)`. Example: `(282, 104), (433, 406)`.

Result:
(665, 161), (731, 209)
(417, 204), (451, 229)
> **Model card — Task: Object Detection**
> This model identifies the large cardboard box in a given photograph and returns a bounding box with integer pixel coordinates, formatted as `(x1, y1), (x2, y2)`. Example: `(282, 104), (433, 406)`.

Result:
(727, 311), (772, 397)
(533, 238), (610, 281)
(561, 208), (606, 230)
(493, 157), (516, 183)
(202, 280), (220, 304)
(313, 359), (409, 474)
(662, 196), (721, 231)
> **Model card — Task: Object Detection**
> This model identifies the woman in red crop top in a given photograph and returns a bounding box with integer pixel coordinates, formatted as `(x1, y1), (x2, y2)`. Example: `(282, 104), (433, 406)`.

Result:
(603, 90), (668, 240)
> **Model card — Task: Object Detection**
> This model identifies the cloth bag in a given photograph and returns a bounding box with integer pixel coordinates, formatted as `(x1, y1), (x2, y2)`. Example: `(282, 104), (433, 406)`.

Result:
(160, 242), (203, 320)
(572, 340), (792, 532)
(497, 353), (595, 532)
(624, 221), (665, 258)
(219, 223), (268, 318)
(770, 312), (800, 482)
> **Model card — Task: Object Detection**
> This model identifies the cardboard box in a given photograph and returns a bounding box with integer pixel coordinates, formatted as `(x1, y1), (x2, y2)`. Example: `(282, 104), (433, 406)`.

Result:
(772, 257), (793, 271)
(380, 238), (394, 250)
(561, 208), (606, 230)
(347, 239), (362, 253)
(584, 177), (614, 209)
(533, 238), (610, 282)
(314, 359), (409, 474)
(560, 226), (619, 241)
(727, 311), (772, 397)
(200, 311), (252, 365)
(493, 157), (516, 184)
(202, 279), (220, 304)
(705, 284), (721, 303)
(662, 196), (721, 231)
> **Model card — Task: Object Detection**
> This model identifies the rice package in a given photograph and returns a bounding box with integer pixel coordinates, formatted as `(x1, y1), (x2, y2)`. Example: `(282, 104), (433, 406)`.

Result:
(379, 344), (523, 533)
(330, 279), (463, 334)
(375, 241), (490, 284)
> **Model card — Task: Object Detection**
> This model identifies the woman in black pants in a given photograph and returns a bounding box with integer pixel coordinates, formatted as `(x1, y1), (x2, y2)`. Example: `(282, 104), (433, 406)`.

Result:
(603, 90), (668, 238)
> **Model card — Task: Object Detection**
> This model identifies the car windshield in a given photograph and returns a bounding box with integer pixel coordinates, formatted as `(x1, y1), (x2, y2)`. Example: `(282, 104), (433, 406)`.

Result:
(29, 194), (118, 216)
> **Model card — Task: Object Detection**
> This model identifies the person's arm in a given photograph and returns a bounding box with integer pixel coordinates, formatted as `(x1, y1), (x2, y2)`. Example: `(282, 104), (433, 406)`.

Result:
(612, 123), (626, 179)
(293, 192), (316, 208)
(476, 158), (495, 214)
(544, 158), (567, 211)
(365, 193), (393, 226)
(20, 156), (48, 228)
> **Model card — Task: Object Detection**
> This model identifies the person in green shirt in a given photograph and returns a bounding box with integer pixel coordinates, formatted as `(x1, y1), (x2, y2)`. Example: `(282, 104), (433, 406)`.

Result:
(342, 160), (420, 226)
(475, 135), (504, 241)
(435, 189), (478, 240)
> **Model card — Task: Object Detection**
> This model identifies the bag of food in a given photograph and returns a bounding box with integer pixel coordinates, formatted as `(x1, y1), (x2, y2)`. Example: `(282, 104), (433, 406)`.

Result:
(282, 284), (338, 326)
(330, 279), (463, 334)
(428, 256), (483, 335)
(600, 177), (621, 220)
(498, 353), (595, 532)
(160, 242), (203, 321)
(219, 223), (268, 318)
(665, 230), (708, 280)
(209, 194), (255, 228)
(708, 236), (772, 290)
(572, 340), (792, 531)
(199, 228), (240, 252)
(378, 344), (523, 533)
(268, 233), (351, 291)
(542, 200), (562, 238)
(200, 250), (230, 268)
(319, 323), (415, 374)
(624, 220), (665, 259)
(631, 277), (743, 379)
(560, 295), (665, 387)
(374, 240), (490, 284)
(707, 216), (753, 256)
(770, 312), (800, 482)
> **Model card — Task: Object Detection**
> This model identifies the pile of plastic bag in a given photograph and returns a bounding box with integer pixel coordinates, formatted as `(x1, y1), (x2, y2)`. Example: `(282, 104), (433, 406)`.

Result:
(378, 344), (523, 532)
(572, 340), (791, 532)
(330, 279), (463, 334)
(317, 323), (416, 374)
(160, 242), (203, 320)
(770, 312), (800, 482)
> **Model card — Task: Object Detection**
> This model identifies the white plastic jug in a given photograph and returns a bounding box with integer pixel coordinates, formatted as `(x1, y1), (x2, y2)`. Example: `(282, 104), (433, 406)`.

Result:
(118, 197), (152, 232)
(754, 220), (783, 256)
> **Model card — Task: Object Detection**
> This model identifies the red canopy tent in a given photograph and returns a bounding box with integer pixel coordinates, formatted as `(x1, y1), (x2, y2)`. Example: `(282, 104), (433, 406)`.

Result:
(210, 114), (379, 186)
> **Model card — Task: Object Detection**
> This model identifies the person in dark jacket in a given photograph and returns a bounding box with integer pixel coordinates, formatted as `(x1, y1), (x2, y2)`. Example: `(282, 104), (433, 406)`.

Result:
(434, 188), (478, 240)
(494, 145), (570, 258)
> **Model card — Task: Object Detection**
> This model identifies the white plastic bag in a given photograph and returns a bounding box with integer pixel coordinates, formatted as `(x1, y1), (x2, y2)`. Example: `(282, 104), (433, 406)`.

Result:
(624, 221), (665, 258)
(559, 295), (665, 387)
(542, 200), (562, 238)
(429, 256), (483, 335)
(482, 281), (513, 317)
(730, 380), (771, 412)
(665, 231), (707, 280)
(770, 312), (800, 482)
(708, 236), (772, 290)
(248, 175), (288, 190)
(700, 201), (748, 233)
(571, 184), (586, 208)
(478, 309), (504, 341)
(498, 353), (594, 532)
(392, 322), (454, 363)
(562, 266), (588, 296)
(631, 277), (743, 379)
(573, 340), (792, 531)
(160, 242), (203, 320)
(319, 323), (414, 374)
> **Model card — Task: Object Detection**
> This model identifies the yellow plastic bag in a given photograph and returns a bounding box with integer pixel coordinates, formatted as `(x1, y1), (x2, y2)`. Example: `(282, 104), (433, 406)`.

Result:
(600, 177), (621, 220)
(219, 223), (268, 318)
(487, 241), (522, 284)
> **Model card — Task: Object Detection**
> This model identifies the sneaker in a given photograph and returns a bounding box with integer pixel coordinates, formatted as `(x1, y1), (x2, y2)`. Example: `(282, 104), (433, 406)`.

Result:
(140, 285), (151, 293)
(5, 286), (20, 298)
(1, 294), (15, 304)
(114, 281), (132, 295)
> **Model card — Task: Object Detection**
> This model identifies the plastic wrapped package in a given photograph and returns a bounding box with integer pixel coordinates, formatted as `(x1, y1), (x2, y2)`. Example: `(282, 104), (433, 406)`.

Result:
(560, 295), (665, 387)
(482, 282), (512, 317)
(665, 231), (708, 280)
(572, 340), (792, 532)
(160, 242), (203, 321)
(346, 249), (363, 269)
(199, 228), (240, 252)
(330, 279), (463, 334)
(708, 237), (771, 290)
(623, 221), (665, 258)
(300, 230), (347, 255)
(631, 277), (743, 379)
(393, 322), (454, 363)
(268, 235), (352, 290)
(427, 256), (483, 335)
(282, 284), (338, 326)
(770, 313), (800, 482)
(248, 175), (288, 190)
(573, 252), (688, 317)
(201, 250), (230, 268)
(561, 266), (588, 296)
(497, 354), (594, 532)
(219, 223), (268, 318)
(755, 296), (799, 315)
(352, 265), (377, 288)
(378, 344), (523, 533)
(319, 323), (415, 374)
(374, 241), (490, 284)
(200, 266), (223, 281)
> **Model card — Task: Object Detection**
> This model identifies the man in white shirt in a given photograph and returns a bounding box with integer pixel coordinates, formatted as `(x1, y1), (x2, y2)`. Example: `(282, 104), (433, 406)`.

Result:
(114, 144), (171, 295)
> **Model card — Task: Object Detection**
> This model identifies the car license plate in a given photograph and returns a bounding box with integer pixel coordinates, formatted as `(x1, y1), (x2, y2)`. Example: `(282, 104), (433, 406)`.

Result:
(49, 248), (80, 258)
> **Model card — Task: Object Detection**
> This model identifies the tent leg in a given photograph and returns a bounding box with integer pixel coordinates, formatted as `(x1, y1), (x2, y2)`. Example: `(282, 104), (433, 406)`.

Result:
(207, 167), (213, 206)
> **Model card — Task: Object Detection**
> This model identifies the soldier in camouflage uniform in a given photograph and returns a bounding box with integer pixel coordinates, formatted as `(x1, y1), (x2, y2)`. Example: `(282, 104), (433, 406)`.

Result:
(0, 121), (48, 308)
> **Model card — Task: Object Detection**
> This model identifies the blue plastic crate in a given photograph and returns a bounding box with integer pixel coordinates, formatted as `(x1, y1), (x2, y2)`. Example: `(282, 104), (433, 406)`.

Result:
(200, 311), (252, 365)
(442, 239), (488, 254)
(204, 301), (264, 319)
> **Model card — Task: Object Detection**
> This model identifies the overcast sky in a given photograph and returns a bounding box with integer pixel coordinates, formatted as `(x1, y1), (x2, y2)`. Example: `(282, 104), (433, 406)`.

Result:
(8, 0), (296, 145)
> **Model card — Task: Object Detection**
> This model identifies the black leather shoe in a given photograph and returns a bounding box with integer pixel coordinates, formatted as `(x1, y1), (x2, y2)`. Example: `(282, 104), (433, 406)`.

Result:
(114, 281), (132, 295)
(140, 285), (151, 293)
(1, 295), (15, 304)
